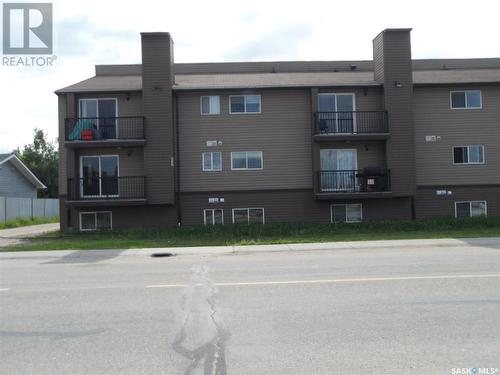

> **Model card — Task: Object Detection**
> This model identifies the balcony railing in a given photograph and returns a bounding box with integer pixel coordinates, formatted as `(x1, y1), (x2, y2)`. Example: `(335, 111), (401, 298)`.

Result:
(65, 117), (144, 141)
(67, 176), (146, 201)
(314, 111), (388, 135)
(318, 169), (391, 193)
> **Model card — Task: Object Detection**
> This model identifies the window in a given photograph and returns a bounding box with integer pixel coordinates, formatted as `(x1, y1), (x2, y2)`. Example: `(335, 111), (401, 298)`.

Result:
(331, 204), (362, 223)
(450, 90), (482, 109)
(201, 96), (220, 115)
(232, 208), (265, 224)
(229, 95), (261, 113)
(453, 145), (484, 164)
(231, 151), (263, 170)
(79, 98), (117, 139)
(202, 152), (222, 171)
(80, 155), (119, 197)
(80, 211), (112, 231)
(455, 201), (487, 218)
(204, 209), (224, 225)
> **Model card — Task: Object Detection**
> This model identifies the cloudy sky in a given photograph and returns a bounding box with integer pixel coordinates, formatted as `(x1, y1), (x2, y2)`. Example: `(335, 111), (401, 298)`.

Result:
(0, 0), (499, 153)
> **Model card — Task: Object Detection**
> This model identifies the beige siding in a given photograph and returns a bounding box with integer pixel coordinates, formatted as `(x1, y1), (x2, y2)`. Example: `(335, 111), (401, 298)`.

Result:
(74, 92), (143, 116)
(317, 87), (383, 111)
(78, 148), (144, 177)
(178, 89), (313, 192)
(414, 84), (500, 185)
(374, 29), (416, 196)
(319, 141), (386, 170)
(141, 33), (176, 204)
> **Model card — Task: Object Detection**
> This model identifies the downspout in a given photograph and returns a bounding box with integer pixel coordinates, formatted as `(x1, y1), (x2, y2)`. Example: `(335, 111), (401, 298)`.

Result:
(174, 92), (182, 226)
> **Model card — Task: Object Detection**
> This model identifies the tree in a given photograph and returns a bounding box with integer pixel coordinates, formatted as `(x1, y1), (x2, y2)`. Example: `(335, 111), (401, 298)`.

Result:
(15, 128), (58, 198)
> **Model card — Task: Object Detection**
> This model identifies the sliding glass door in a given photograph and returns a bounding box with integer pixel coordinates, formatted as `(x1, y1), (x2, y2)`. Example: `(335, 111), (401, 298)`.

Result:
(79, 99), (117, 139)
(318, 94), (356, 133)
(80, 156), (119, 198)
(320, 149), (357, 191)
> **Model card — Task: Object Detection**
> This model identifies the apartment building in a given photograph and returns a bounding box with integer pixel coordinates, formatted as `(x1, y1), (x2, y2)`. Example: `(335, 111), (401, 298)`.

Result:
(56, 28), (500, 231)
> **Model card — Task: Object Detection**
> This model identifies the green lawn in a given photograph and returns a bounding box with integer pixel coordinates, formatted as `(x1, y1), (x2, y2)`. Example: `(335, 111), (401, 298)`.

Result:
(2, 217), (499, 252)
(0, 216), (59, 230)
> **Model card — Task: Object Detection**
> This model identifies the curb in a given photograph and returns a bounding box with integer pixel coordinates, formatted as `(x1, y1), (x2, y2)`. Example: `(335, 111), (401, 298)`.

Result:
(0, 237), (498, 260)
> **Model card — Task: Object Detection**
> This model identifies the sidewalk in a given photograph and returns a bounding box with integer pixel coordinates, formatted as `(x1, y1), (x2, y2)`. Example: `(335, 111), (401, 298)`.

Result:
(0, 223), (59, 247)
(0, 236), (498, 259)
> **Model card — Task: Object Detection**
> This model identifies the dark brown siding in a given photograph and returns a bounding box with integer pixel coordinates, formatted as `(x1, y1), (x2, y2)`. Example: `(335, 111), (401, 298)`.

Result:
(141, 33), (175, 204)
(73, 204), (177, 230)
(373, 29), (416, 196)
(180, 190), (412, 226)
(416, 185), (500, 218)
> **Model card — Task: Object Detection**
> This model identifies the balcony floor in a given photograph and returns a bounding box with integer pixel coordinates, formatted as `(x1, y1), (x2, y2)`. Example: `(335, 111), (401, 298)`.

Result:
(64, 139), (146, 148)
(313, 133), (390, 142)
(315, 191), (393, 200)
(65, 198), (148, 207)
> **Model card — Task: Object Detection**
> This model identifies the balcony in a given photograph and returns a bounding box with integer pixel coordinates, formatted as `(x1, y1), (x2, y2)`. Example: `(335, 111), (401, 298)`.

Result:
(316, 168), (391, 199)
(64, 117), (145, 148)
(66, 176), (147, 206)
(313, 111), (389, 141)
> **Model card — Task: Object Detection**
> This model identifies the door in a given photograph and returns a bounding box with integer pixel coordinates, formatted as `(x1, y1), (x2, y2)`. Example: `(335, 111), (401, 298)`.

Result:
(79, 99), (117, 139)
(320, 149), (357, 191)
(80, 156), (119, 198)
(318, 94), (356, 133)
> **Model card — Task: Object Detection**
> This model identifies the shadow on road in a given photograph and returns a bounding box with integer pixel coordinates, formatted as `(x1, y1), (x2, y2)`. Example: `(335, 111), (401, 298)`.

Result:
(44, 249), (127, 264)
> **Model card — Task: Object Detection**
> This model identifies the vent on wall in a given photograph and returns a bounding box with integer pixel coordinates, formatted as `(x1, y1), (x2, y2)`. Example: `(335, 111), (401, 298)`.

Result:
(425, 135), (441, 142)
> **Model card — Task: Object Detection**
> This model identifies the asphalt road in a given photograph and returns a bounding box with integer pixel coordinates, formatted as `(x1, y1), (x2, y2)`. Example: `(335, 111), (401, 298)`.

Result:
(1, 242), (500, 374)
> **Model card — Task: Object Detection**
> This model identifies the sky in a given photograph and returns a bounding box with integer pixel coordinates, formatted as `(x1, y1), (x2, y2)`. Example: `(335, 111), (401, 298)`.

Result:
(0, 0), (499, 153)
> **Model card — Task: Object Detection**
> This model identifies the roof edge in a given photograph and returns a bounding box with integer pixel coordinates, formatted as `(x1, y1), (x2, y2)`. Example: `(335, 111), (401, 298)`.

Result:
(1, 155), (46, 189)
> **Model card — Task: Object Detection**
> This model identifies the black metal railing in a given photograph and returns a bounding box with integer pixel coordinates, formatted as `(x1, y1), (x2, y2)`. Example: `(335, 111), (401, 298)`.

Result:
(67, 176), (146, 200)
(314, 111), (388, 135)
(318, 169), (390, 193)
(65, 117), (144, 141)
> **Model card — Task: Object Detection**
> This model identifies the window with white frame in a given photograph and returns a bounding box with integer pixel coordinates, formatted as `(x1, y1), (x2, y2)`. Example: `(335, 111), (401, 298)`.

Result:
(450, 90), (482, 109)
(229, 95), (261, 113)
(80, 211), (112, 231)
(204, 209), (224, 225)
(202, 152), (222, 171)
(453, 145), (484, 164)
(231, 151), (263, 170)
(455, 201), (487, 218)
(201, 96), (221, 115)
(331, 204), (362, 223)
(232, 208), (264, 224)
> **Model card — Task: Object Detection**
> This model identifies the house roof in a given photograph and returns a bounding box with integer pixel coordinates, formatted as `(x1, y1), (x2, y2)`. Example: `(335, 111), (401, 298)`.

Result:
(55, 57), (500, 93)
(55, 68), (500, 93)
(0, 153), (46, 190)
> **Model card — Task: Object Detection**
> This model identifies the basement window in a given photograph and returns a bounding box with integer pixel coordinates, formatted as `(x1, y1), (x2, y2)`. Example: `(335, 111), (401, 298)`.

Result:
(204, 209), (224, 225)
(455, 201), (487, 218)
(232, 208), (265, 224)
(331, 204), (362, 223)
(80, 211), (112, 231)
